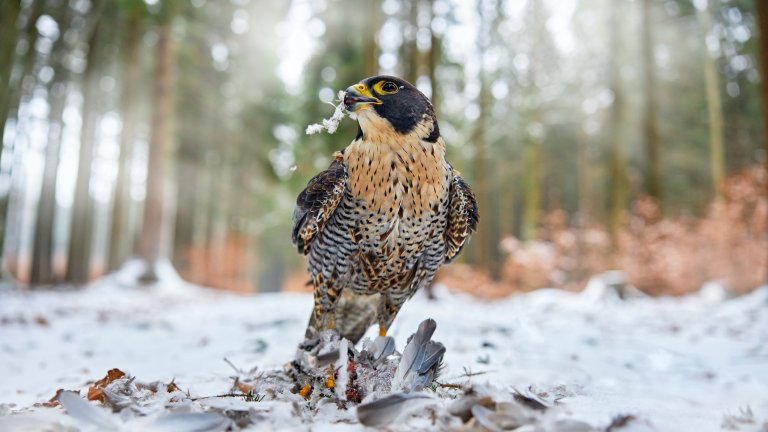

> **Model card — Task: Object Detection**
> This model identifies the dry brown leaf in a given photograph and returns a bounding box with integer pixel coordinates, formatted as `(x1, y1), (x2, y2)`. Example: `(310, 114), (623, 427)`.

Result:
(94, 368), (126, 388)
(87, 386), (104, 402)
(235, 381), (253, 394)
(87, 368), (127, 402)
(167, 381), (181, 393)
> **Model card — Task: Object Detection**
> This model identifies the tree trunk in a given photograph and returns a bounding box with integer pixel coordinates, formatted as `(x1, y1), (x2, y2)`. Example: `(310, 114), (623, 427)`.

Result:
(521, 129), (542, 241)
(756, 0), (768, 282)
(30, 1), (75, 285)
(30, 82), (66, 285)
(364, 0), (381, 77)
(607, 0), (626, 250)
(172, 158), (196, 271)
(108, 13), (142, 272)
(521, 0), (543, 241)
(427, 0), (441, 115)
(0, 0), (38, 273)
(470, 0), (491, 270)
(404, 0), (420, 83)
(641, 0), (662, 206)
(66, 14), (104, 283)
(0, 0), (22, 157)
(699, 2), (725, 199)
(136, 10), (177, 283)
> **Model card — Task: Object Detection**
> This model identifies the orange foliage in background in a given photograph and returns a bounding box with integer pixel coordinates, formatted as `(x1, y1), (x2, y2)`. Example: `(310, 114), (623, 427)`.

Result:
(183, 233), (254, 292)
(283, 270), (313, 293)
(622, 167), (767, 295)
(442, 166), (767, 298)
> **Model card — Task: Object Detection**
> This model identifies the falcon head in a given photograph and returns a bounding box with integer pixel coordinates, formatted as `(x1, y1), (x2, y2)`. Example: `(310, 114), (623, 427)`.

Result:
(343, 75), (440, 142)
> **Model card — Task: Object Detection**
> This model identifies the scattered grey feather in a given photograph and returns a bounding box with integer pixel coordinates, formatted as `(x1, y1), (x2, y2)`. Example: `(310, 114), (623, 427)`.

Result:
(58, 391), (119, 430)
(356, 393), (431, 427)
(471, 402), (540, 432)
(471, 404), (504, 432)
(548, 418), (596, 432)
(448, 393), (494, 423)
(512, 385), (567, 410)
(147, 412), (231, 432)
(392, 318), (445, 392)
(359, 336), (396, 366)
(316, 349), (340, 367)
(416, 341), (445, 374)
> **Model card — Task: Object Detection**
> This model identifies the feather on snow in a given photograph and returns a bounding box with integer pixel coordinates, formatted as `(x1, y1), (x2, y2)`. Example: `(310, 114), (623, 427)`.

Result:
(58, 391), (119, 430)
(305, 91), (348, 135)
(356, 393), (431, 427)
(391, 318), (446, 392)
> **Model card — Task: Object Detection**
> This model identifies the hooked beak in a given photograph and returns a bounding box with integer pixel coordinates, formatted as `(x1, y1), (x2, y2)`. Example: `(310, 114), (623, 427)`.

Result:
(344, 83), (382, 112)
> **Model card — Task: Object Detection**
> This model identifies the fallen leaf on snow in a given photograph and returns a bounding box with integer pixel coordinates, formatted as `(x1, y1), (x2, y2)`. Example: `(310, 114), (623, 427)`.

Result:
(87, 368), (126, 402)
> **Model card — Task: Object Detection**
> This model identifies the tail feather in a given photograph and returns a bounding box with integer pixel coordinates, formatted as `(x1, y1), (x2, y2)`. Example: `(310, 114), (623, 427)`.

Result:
(305, 290), (380, 344)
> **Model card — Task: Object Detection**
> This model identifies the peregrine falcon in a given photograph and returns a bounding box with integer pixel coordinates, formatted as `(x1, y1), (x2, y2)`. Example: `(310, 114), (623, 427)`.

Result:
(293, 76), (478, 343)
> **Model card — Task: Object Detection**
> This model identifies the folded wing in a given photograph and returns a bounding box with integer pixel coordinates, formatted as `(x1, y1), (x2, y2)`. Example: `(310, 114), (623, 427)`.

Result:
(444, 171), (479, 263)
(292, 160), (348, 254)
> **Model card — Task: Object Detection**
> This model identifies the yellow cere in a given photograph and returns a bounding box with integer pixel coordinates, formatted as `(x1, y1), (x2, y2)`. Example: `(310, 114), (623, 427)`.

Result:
(353, 84), (379, 101)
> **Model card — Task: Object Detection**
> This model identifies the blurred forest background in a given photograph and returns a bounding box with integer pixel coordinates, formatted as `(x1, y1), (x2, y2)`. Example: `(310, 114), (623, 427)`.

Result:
(0, 0), (766, 296)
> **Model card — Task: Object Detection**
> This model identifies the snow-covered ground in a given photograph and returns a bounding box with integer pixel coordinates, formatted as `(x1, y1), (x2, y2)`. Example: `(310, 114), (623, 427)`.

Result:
(1, 270), (767, 431)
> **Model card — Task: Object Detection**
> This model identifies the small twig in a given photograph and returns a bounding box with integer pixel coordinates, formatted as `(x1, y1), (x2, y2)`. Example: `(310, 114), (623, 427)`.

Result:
(223, 357), (244, 375)
(460, 366), (492, 378)
(435, 381), (465, 390)
(191, 393), (242, 401)
(190, 392), (264, 402)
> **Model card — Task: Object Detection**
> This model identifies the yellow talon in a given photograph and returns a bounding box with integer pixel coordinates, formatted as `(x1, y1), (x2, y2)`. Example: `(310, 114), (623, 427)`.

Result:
(326, 375), (335, 389)
(379, 326), (387, 337)
(299, 384), (311, 398)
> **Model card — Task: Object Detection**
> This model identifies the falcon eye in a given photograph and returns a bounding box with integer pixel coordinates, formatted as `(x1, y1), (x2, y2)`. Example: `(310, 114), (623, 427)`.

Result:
(374, 81), (400, 95)
(382, 82), (398, 93)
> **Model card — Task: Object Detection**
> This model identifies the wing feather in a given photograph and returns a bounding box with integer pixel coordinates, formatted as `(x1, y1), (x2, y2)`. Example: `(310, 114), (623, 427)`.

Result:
(444, 171), (479, 263)
(291, 160), (348, 254)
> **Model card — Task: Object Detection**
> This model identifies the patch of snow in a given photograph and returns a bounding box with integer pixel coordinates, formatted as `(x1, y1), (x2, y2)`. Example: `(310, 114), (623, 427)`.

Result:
(98, 258), (192, 294)
(0, 279), (767, 431)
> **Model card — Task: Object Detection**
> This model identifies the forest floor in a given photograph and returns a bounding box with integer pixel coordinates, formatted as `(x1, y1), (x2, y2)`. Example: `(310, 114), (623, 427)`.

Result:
(0, 263), (767, 431)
